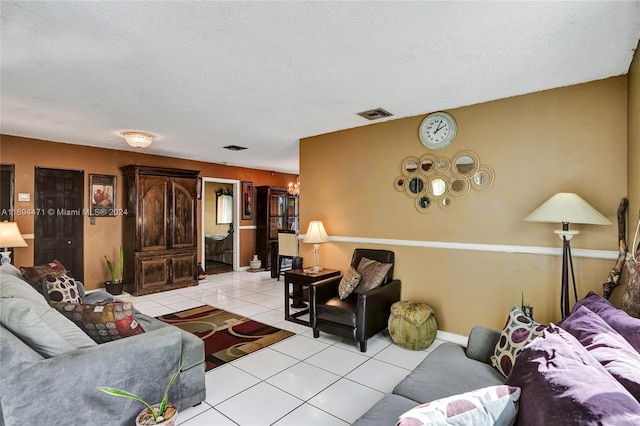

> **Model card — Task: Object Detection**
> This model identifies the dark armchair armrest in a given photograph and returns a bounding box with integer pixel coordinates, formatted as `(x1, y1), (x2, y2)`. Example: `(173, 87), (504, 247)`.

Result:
(356, 279), (401, 340)
(308, 275), (341, 329)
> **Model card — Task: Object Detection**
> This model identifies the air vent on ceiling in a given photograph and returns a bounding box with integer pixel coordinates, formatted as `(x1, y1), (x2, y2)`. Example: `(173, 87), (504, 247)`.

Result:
(223, 145), (248, 151)
(357, 108), (393, 121)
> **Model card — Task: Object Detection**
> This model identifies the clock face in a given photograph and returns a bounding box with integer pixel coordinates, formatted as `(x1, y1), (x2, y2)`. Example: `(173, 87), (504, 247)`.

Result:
(419, 112), (457, 150)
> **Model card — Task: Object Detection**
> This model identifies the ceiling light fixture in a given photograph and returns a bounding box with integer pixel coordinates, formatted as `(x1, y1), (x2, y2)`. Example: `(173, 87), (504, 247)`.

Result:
(288, 177), (300, 196)
(123, 132), (153, 148)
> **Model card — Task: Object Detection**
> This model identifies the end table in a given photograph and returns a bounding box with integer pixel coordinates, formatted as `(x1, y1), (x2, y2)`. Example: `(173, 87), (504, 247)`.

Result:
(284, 268), (340, 326)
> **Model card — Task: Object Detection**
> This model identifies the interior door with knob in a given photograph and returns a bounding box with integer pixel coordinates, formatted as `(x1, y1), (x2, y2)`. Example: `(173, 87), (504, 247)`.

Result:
(34, 167), (84, 281)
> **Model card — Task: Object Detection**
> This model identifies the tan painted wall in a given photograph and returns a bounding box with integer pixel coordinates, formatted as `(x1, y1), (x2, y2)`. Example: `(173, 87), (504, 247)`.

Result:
(628, 41), (640, 254)
(204, 182), (233, 235)
(300, 77), (628, 335)
(0, 135), (296, 289)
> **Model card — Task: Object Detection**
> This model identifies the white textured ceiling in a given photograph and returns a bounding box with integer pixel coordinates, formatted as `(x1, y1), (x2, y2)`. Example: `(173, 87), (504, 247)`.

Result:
(2, 1), (639, 174)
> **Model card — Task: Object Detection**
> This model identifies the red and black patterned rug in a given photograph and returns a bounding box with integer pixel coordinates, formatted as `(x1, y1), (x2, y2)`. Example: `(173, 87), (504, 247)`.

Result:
(156, 305), (294, 371)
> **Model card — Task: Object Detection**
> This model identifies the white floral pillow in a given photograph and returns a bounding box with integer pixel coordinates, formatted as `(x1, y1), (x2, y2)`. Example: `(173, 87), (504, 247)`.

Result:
(397, 385), (521, 426)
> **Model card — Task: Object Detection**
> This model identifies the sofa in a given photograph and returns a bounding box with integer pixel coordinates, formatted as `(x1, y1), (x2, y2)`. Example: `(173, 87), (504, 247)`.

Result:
(354, 292), (640, 425)
(0, 263), (206, 425)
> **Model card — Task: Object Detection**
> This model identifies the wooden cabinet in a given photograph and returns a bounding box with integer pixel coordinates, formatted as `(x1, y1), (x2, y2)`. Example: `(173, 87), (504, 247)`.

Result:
(256, 186), (298, 271)
(121, 165), (200, 296)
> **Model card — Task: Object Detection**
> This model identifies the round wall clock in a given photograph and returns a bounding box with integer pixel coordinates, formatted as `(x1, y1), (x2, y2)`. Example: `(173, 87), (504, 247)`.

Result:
(419, 112), (457, 150)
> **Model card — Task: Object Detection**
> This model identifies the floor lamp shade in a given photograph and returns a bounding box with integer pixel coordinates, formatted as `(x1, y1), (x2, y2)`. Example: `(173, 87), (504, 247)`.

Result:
(0, 222), (28, 265)
(303, 221), (329, 273)
(524, 193), (611, 318)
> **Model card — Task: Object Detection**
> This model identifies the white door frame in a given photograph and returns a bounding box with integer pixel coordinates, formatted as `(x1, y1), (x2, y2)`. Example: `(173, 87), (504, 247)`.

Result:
(201, 177), (240, 271)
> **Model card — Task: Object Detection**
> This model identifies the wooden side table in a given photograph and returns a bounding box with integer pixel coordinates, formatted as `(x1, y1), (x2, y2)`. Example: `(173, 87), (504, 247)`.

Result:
(284, 268), (340, 326)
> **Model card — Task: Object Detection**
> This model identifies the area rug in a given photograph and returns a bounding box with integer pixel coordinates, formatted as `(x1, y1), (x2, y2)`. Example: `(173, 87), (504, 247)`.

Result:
(155, 305), (294, 371)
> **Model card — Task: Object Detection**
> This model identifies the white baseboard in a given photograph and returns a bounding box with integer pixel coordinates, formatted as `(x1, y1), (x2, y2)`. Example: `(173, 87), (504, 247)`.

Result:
(436, 330), (469, 347)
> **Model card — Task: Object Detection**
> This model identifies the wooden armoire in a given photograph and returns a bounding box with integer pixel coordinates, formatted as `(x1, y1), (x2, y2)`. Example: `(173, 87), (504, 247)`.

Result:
(120, 165), (200, 296)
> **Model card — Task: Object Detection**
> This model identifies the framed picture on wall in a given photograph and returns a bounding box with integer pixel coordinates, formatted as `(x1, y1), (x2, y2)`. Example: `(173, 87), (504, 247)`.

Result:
(89, 174), (116, 216)
(242, 181), (253, 220)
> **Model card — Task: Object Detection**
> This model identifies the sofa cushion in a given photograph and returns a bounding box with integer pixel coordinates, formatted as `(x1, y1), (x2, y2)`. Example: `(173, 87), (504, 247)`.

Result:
(43, 272), (82, 303)
(0, 263), (24, 280)
(338, 266), (361, 299)
(569, 291), (640, 353)
(0, 269), (48, 306)
(353, 394), (420, 426)
(394, 342), (504, 404)
(559, 305), (640, 401)
(0, 297), (96, 357)
(397, 385), (521, 426)
(355, 257), (392, 293)
(53, 301), (144, 343)
(491, 306), (545, 377)
(505, 324), (640, 425)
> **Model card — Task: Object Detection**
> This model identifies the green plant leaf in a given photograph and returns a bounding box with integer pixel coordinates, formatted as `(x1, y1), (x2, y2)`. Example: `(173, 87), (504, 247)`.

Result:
(97, 387), (157, 421)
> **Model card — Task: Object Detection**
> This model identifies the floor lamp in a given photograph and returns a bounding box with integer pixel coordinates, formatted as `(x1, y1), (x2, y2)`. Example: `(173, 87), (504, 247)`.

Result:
(524, 193), (611, 318)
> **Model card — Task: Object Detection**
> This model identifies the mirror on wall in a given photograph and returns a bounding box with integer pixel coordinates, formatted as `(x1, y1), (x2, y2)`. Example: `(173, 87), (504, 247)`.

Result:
(396, 151), (494, 212)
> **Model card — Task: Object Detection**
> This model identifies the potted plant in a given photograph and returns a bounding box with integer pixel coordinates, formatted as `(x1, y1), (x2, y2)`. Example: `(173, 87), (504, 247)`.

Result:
(97, 362), (182, 426)
(104, 245), (124, 295)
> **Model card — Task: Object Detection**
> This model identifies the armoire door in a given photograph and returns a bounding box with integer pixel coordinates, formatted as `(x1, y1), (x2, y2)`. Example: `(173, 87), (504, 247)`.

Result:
(170, 177), (197, 249)
(139, 175), (168, 252)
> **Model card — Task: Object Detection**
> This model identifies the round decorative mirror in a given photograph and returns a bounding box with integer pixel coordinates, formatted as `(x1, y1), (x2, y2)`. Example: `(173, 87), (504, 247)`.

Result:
(394, 176), (405, 191)
(435, 157), (450, 173)
(450, 178), (470, 197)
(402, 157), (420, 175)
(429, 176), (448, 198)
(471, 166), (495, 192)
(439, 196), (456, 211)
(419, 154), (437, 175)
(406, 176), (426, 195)
(415, 196), (432, 213)
(452, 151), (480, 178)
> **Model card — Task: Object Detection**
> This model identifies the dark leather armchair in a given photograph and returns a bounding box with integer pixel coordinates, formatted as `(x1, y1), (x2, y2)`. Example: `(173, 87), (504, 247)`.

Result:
(309, 248), (401, 352)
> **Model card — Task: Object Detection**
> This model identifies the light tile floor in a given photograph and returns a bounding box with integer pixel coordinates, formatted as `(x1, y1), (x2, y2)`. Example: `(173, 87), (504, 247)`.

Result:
(128, 270), (445, 426)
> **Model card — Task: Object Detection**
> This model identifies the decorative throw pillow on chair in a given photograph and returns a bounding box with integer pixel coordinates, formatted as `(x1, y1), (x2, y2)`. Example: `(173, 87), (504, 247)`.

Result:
(354, 257), (393, 293)
(53, 301), (144, 343)
(338, 267), (361, 299)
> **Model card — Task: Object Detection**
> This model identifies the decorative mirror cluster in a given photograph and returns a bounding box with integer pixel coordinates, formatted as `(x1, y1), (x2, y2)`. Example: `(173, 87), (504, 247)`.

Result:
(394, 151), (494, 213)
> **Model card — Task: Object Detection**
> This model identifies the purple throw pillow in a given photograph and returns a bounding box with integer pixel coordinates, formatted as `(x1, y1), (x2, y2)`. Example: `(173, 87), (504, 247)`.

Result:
(505, 324), (640, 425)
(569, 291), (640, 353)
(559, 305), (640, 401)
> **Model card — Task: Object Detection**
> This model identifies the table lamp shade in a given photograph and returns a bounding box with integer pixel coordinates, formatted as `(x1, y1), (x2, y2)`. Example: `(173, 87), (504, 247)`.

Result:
(303, 221), (329, 244)
(523, 193), (611, 225)
(0, 222), (28, 248)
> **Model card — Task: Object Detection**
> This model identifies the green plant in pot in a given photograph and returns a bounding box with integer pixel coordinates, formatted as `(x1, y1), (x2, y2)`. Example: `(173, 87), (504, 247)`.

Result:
(97, 362), (182, 426)
(104, 245), (124, 295)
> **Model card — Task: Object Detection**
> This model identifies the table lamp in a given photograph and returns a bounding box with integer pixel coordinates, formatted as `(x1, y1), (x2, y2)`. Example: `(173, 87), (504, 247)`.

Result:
(303, 220), (329, 274)
(524, 193), (611, 318)
(0, 221), (28, 265)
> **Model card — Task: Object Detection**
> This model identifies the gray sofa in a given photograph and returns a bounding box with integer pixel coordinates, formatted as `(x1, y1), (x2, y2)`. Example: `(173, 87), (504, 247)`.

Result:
(0, 264), (206, 425)
(353, 325), (504, 425)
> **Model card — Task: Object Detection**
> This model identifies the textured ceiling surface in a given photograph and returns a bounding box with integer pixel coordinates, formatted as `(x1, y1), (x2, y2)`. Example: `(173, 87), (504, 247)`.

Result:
(2, 1), (639, 173)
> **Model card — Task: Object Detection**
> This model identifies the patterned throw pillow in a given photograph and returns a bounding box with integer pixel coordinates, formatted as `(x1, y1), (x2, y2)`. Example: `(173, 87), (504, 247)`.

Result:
(53, 301), (144, 343)
(338, 267), (362, 299)
(43, 273), (82, 303)
(397, 385), (521, 426)
(491, 306), (545, 377)
(354, 257), (393, 294)
(20, 260), (68, 292)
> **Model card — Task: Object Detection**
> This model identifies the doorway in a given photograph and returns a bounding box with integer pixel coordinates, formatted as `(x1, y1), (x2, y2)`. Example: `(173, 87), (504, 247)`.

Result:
(34, 167), (84, 281)
(201, 178), (240, 273)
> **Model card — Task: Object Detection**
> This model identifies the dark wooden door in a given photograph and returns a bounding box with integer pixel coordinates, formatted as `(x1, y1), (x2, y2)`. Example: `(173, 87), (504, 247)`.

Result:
(34, 168), (84, 281)
(139, 175), (168, 252)
(171, 177), (197, 249)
